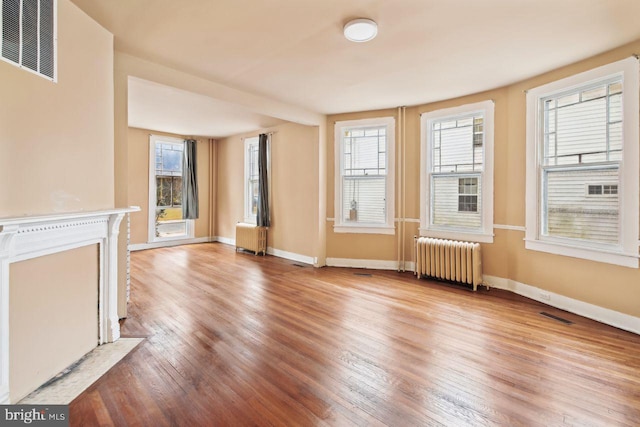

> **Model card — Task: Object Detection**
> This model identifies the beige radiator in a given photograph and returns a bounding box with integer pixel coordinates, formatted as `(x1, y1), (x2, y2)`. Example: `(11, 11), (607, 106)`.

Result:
(235, 223), (267, 255)
(415, 237), (483, 291)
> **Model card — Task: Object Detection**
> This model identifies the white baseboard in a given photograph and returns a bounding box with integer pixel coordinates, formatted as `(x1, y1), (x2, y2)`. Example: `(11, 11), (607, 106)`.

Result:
(485, 275), (640, 335)
(214, 236), (235, 246)
(267, 247), (315, 265)
(214, 237), (316, 265)
(129, 237), (213, 251)
(326, 258), (415, 271)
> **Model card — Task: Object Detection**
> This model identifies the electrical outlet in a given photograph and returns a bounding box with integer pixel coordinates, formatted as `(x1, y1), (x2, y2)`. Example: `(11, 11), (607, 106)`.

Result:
(540, 291), (551, 301)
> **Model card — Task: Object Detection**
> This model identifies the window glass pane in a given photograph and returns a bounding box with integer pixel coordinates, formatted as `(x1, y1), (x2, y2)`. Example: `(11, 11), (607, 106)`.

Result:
(543, 79), (622, 166)
(156, 177), (171, 207)
(588, 185), (602, 195)
(172, 177), (182, 206)
(441, 120), (456, 129)
(556, 97), (607, 160)
(155, 219), (187, 238)
(250, 179), (259, 216)
(432, 175), (482, 229)
(458, 117), (473, 127)
(581, 86), (606, 102)
(343, 176), (386, 223)
(609, 93), (622, 123)
(162, 149), (182, 174)
(545, 99), (556, 111)
(609, 82), (622, 95)
(156, 142), (184, 176)
(343, 126), (386, 177)
(557, 93), (579, 108)
(543, 168), (619, 244)
(432, 115), (483, 172)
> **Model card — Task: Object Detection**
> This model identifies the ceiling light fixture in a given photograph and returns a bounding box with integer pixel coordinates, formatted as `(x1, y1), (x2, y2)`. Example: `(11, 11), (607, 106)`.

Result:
(343, 18), (378, 43)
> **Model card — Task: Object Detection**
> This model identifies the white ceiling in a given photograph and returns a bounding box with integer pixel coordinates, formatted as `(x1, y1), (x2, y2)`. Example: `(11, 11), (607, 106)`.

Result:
(128, 77), (286, 137)
(72, 0), (640, 136)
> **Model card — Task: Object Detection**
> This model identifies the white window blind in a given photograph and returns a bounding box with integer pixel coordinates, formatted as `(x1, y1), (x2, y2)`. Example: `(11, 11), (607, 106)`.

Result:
(540, 79), (622, 244)
(1, 0), (55, 80)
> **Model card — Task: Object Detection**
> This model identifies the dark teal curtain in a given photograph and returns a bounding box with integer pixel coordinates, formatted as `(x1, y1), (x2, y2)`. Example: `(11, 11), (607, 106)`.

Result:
(182, 139), (199, 219)
(257, 133), (270, 227)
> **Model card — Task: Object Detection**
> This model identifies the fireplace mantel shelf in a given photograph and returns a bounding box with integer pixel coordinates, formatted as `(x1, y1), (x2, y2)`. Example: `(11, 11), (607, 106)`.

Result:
(0, 207), (140, 227)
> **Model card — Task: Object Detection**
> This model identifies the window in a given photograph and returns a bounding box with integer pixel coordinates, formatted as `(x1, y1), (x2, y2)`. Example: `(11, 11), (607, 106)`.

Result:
(1, 0), (56, 81)
(244, 137), (259, 223)
(148, 135), (193, 242)
(334, 117), (395, 234)
(525, 57), (639, 267)
(420, 100), (494, 243)
(587, 184), (618, 196)
(458, 178), (478, 212)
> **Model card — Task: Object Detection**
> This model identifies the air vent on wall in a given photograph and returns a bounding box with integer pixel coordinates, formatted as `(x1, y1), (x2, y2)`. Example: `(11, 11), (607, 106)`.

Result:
(1, 0), (56, 80)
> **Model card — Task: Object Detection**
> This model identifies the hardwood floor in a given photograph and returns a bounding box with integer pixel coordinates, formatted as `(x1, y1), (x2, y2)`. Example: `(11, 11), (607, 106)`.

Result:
(70, 243), (640, 426)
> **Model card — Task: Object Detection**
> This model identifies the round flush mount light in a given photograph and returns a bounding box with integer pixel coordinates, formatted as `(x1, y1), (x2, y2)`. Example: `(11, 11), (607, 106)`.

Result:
(343, 18), (378, 42)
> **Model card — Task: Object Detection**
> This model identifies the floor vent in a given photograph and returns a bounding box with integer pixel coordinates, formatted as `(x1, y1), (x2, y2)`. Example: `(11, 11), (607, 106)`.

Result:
(540, 312), (573, 325)
(354, 273), (373, 277)
(292, 263), (307, 268)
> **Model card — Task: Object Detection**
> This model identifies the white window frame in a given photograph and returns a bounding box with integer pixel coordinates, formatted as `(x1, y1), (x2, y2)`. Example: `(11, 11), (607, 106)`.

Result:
(0, 0), (57, 82)
(243, 136), (259, 224)
(148, 135), (194, 243)
(525, 57), (639, 268)
(420, 100), (494, 243)
(334, 117), (395, 234)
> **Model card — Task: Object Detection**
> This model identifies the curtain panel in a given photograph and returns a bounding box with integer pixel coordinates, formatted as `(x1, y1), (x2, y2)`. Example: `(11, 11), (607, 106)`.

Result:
(182, 139), (199, 219)
(257, 133), (271, 227)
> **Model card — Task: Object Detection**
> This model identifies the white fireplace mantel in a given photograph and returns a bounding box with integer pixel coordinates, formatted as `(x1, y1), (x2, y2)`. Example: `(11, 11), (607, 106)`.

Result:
(0, 207), (140, 403)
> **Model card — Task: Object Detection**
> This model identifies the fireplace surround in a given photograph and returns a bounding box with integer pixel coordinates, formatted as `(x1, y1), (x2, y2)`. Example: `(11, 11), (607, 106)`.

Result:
(0, 207), (139, 403)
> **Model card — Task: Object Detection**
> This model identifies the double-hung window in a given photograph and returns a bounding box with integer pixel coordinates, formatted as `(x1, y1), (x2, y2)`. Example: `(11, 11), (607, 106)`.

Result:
(525, 57), (639, 267)
(148, 135), (194, 242)
(420, 100), (494, 243)
(334, 117), (395, 234)
(244, 137), (259, 223)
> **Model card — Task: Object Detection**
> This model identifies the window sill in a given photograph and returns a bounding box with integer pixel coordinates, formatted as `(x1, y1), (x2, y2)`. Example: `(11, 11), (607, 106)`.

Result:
(524, 238), (638, 268)
(334, 224), (395, 235)
(150, 234), (194, 243)
(419, 228), (494, 243)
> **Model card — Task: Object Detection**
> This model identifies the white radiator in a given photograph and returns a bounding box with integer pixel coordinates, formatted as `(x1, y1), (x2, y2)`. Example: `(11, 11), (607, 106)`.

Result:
(415, 237), (483, 291)
(235, 223), (267, 255)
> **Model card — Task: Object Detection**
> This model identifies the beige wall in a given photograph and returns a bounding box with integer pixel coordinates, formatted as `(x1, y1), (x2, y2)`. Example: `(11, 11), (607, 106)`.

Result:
(0, 0), (114, 401)
(501, 41), (640, 317)
(127, 128), (211, 244)
(0, 0), (114, 215)
(325, 39), (640, 318)
(216, 122), (319, 259)
(10, 245), (98, 402)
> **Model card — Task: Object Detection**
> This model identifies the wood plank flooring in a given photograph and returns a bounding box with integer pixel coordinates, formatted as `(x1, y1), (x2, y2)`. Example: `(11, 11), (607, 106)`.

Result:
(70, 243), (640, 426)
